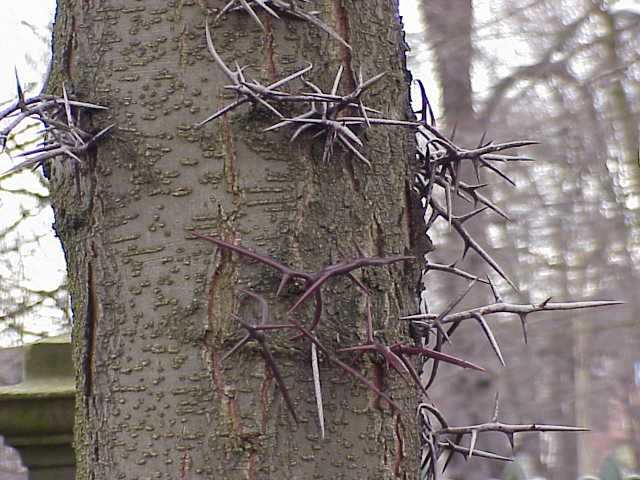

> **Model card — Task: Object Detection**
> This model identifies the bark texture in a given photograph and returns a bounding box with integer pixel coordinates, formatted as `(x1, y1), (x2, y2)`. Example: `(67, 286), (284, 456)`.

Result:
(47, 0), (420, 478)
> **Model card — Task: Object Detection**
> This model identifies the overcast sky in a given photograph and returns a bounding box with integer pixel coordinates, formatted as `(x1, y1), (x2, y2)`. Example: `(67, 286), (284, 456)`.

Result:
(0, 1), (56, 98)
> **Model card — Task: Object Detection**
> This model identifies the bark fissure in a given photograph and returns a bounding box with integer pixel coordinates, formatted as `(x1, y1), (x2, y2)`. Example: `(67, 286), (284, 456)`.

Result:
(262, 15), (277, 82)
(85, 259), (98, 399)
(394, 414), (407, 479)
(259, 361), (275, 430)
(209, 348), (245, 437)
(332, 0), (356, 91)
(222, 113), (240, 194)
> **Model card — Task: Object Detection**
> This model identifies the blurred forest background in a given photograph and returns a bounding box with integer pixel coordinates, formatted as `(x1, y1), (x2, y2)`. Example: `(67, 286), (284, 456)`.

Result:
(0, 1), (639, 479)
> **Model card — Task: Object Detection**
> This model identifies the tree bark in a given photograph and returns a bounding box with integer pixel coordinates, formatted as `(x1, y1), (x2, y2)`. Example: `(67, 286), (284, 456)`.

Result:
(46, 1), (420, 478)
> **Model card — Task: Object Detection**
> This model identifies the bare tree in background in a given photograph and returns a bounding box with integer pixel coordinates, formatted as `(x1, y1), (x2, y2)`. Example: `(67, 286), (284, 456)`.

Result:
(0, 177), (69, 340)
(418, 0), (640, 478)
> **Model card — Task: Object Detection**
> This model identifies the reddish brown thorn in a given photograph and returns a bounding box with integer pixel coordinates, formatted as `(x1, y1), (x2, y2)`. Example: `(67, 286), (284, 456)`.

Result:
(395, 350), (431, 398)
(351, 237), (366, 257)
(287, 290), (322, 341)
(224, 289), (299, 422)
(188, 231), (311, 293)
(392, 344), (485, 372)
(287, 249), (415, 313)
(338, 304), (414, 388)
(221, 331), (251, 362)
(259, 343), (299, 423)
(190, 232), (413, 338)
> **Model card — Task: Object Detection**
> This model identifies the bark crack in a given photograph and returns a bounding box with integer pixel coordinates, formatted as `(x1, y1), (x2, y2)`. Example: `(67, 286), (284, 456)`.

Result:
(85, 243), (100, 399)
(223, 113), (240, 194)
(262, 15), (277, 82)
(210, 349), (245, 436)
(371, 212), (385, 257)
(260, 362), (275, 430)
(332, 0), (356, 91)
(393, 414), (407, 479)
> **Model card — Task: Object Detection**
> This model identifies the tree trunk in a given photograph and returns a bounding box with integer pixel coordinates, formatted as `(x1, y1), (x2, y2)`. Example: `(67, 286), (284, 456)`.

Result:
(46, 1), (420, 478)
(419, 0), (476, 133)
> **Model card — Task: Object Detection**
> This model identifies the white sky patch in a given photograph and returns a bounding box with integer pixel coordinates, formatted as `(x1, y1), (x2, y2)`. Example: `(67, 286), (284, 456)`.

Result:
(609, 0), (640, 13)
(0, 1), (56, 96)
(398, 0), (442, 117)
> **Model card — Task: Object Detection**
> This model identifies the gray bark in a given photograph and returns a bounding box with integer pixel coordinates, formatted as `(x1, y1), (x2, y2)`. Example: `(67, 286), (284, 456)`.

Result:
(46, 0), (421, 478)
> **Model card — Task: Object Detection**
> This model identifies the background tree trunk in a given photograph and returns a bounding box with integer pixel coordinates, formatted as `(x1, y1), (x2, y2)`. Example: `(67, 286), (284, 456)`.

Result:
(419, 4), (502, 478)
(46, 1), (420, 478)
(417, 1), (640, 478)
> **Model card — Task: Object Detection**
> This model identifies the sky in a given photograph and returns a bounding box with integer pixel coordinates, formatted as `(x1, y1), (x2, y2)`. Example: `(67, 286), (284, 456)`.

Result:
(0, 1), (56, 95)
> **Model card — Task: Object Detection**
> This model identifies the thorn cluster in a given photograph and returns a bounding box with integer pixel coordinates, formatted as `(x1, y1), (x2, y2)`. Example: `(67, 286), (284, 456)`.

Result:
(198, 22), (313, 127)
(265, 67), (417, 166)
(225, 289), (299, 422)
(199, 21), (417, 166)
(215, 0), (351, 50)
(406, 82), (622, 479)
(403, 297), (621, 348)
(190, 230), (437, 418)
(0, 72), (113, 179)
(339, 302), (484, 400)
(411, 80), (537, 289)
(190, 231), (414, 336)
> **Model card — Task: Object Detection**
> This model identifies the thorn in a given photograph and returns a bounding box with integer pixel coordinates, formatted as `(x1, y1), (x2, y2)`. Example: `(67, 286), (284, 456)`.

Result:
(456, 206), (488, 224)
(473, 313), (505, 367)
(468, 430), (478, 459)
(487, 275), (503, 303)
(14, 69), (25, 107)
(519, 313), (528, 344)
(331, 65), (343, 96)
(538, 296), (552, 308)
(311, 343), (325, 439)
(61, 84), (74, 128)
(477, 131), (487, 148)
(442, 435), (461, 471)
